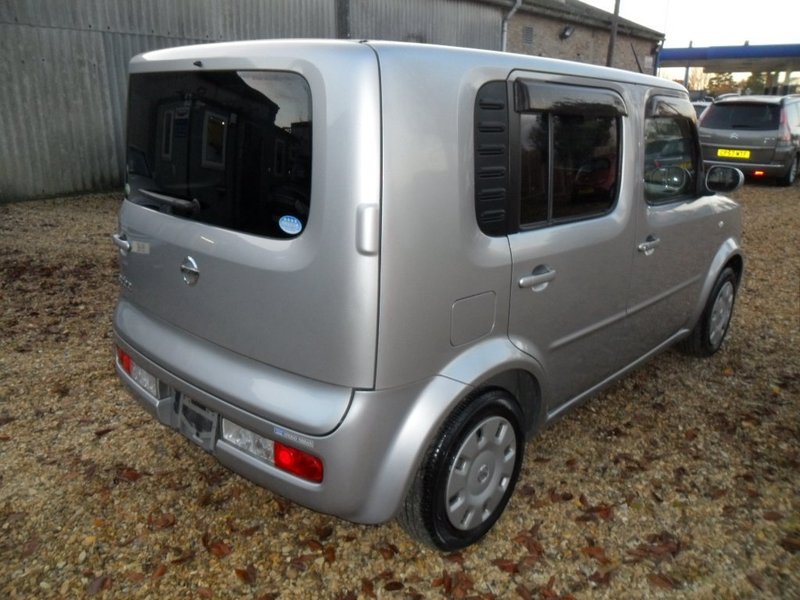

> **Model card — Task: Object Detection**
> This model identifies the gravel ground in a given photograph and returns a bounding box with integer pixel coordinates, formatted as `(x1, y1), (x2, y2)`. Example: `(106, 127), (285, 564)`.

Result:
(0, 184), (798, 599)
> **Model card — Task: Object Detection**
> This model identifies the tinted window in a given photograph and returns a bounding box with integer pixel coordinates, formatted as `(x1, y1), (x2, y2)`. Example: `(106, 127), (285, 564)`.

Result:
(644, 100), (698, 203)
(520, 111), (619, 226)
(127, 71), (312, 238)
(701, 103), (781, 130)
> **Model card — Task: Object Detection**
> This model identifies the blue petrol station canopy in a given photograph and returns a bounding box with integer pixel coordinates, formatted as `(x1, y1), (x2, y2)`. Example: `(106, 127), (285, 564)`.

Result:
(657, 44), (800, 73)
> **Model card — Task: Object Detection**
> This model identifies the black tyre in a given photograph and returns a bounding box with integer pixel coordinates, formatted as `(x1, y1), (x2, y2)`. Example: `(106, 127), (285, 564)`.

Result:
(397, 390), (525, 551)
(778, 154), (798, 187)
(680, 267), (738, 357)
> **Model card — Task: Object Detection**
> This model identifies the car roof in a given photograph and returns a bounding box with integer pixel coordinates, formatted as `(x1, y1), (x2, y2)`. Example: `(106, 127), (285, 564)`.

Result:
(713, 94), (797, 106)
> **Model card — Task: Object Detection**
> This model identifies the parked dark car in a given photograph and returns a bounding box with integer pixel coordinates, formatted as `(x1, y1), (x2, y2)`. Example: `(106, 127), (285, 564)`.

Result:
(698, 94), (800, 185)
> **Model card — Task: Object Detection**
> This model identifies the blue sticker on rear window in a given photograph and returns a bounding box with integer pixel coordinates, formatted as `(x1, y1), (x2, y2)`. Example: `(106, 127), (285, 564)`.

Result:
(278, 215), (303, 235)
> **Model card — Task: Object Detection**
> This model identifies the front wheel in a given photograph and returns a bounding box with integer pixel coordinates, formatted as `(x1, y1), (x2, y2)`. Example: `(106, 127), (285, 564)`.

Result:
(397, 390), (525, 551)
(680, 266), (738, 357)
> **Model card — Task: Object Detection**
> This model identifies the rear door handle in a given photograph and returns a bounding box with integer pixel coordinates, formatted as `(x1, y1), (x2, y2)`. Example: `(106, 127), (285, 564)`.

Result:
(637, 236), (661, 256)
(519, 265), (557, 291)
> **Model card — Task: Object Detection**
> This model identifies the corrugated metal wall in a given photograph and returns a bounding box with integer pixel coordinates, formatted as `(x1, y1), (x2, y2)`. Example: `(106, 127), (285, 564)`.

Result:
(0, 0), (503, 201)
(350, 0), (500, 48)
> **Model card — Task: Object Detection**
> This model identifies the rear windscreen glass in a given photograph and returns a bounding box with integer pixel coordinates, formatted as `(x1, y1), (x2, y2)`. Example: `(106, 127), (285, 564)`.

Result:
(700, 103), (780, 131)
(126, 71), (312, 238)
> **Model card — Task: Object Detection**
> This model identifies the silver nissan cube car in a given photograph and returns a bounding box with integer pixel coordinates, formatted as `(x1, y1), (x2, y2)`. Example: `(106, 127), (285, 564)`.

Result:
(113, 40), (744, 550)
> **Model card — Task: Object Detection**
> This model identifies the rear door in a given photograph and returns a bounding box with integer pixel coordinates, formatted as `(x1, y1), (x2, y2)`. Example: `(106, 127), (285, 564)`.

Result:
(506, 78), (635, 412)
(118, 48), (382, 389)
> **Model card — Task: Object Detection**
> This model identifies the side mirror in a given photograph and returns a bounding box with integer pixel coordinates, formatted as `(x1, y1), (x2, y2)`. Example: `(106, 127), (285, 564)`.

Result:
(705, 165), (744, 194)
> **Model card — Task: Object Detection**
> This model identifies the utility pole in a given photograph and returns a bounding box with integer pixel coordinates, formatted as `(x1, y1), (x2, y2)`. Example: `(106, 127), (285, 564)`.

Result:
(606, 0), (620, 67)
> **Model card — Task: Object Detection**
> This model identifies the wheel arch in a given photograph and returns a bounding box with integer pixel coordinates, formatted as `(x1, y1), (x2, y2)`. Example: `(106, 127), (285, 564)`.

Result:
(690, 237), (744, 328)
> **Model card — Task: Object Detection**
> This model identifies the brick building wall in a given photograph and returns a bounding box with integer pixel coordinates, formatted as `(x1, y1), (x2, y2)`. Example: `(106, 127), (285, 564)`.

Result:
(507, 11), (658, 74)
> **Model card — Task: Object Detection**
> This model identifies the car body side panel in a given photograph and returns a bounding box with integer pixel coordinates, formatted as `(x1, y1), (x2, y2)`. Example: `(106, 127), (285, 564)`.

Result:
(371, 46), (516, 390)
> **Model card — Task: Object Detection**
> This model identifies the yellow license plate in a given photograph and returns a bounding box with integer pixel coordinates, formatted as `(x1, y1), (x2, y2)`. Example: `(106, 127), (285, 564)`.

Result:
(717, 148), (750, 159)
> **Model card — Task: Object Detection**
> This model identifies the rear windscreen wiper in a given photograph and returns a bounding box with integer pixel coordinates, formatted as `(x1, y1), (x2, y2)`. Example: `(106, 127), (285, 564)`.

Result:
(139, 189), (201, 213)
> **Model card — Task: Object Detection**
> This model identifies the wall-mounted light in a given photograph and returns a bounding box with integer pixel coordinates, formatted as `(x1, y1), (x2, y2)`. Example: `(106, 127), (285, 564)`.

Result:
(560, 25), (574, 40)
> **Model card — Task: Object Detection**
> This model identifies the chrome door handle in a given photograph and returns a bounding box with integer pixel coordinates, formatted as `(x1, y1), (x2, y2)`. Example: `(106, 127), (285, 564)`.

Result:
(112, 233), (131, 254)
(519, 266), (557, 291)
(637, 236), (661, 256)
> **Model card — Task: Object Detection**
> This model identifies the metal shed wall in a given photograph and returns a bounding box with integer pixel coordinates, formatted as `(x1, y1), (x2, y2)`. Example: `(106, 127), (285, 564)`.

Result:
(349, 0), (500, 49)
(0, 0), (336, 201)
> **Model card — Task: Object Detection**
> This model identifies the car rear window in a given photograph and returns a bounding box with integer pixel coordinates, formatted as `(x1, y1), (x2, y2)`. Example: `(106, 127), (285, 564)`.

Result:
(700, 103), (781, 131)
(126, 71), (312, 238)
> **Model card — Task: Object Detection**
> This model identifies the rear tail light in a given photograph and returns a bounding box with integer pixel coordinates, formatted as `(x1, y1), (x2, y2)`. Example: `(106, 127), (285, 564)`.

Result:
(221, 419), (324, 483)
(274, 442), (324, 483)
(778, 110), (791, 144)
(117, 347), (133, 374)
(116, 347), (159, 398)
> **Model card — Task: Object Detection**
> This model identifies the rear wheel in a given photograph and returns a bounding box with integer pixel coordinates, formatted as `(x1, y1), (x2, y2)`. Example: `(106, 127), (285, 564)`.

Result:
(398, 390), (524, 551)
(680, 267), (738, 357)
(779, 154), (798, 186)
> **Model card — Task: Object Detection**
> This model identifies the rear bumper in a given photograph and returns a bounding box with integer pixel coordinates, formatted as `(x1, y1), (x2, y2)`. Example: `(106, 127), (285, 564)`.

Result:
(114, 305), (469, 524)
(702, 148), (794, 178)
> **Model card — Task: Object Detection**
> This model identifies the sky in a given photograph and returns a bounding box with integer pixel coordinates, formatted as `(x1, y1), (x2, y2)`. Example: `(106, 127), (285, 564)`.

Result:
(581, 0), (799, 48)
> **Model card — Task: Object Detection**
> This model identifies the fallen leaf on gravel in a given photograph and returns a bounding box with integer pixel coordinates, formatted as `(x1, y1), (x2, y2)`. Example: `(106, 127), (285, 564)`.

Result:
(647, 572), (680, 589)
(304, 538), (323, 551)
(94, 427), (115, 437)
(762, 511), (783, 521)
(315, 523), (334, 540)
(115, 466), (143, 483)
(170, 550), (196, 565)
(492, 558), (519, 573)
(20, 537), (40, 558)
(0, 416), (17, 427)
(361, 577), (376, 598)
(289, 554), (316, 572)
(202, 533), (232, 558)
(780, 535), (800, 553)
(234, 564), (257, 585)
(147, 511), (176, 530)
(432, 570), (452, 594)
(444, 551), (464, 564)
(384, 580), (404, 591)
(746, 572), (766, 591)
(323, 544), (336, 563)
(450, 571), (474, 598)
(581, 545), (611, 564)
(152, 564), (167, 579)
(589, 570), (612, 586)
(86, 575), (112, 596)
(376, 542), (398, 559)
(628, 531), (681, 562)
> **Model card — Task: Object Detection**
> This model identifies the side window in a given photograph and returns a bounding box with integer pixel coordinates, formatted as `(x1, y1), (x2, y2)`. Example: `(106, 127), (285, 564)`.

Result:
(516, 81), (624, 228)
(644, 96), (698, 203)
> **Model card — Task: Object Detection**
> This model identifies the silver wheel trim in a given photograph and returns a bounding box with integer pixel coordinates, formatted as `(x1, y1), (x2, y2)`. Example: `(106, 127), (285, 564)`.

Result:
(791, 156), (798, 183)
(445, 415), (516, 531)
(709, 280), (734, 348)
